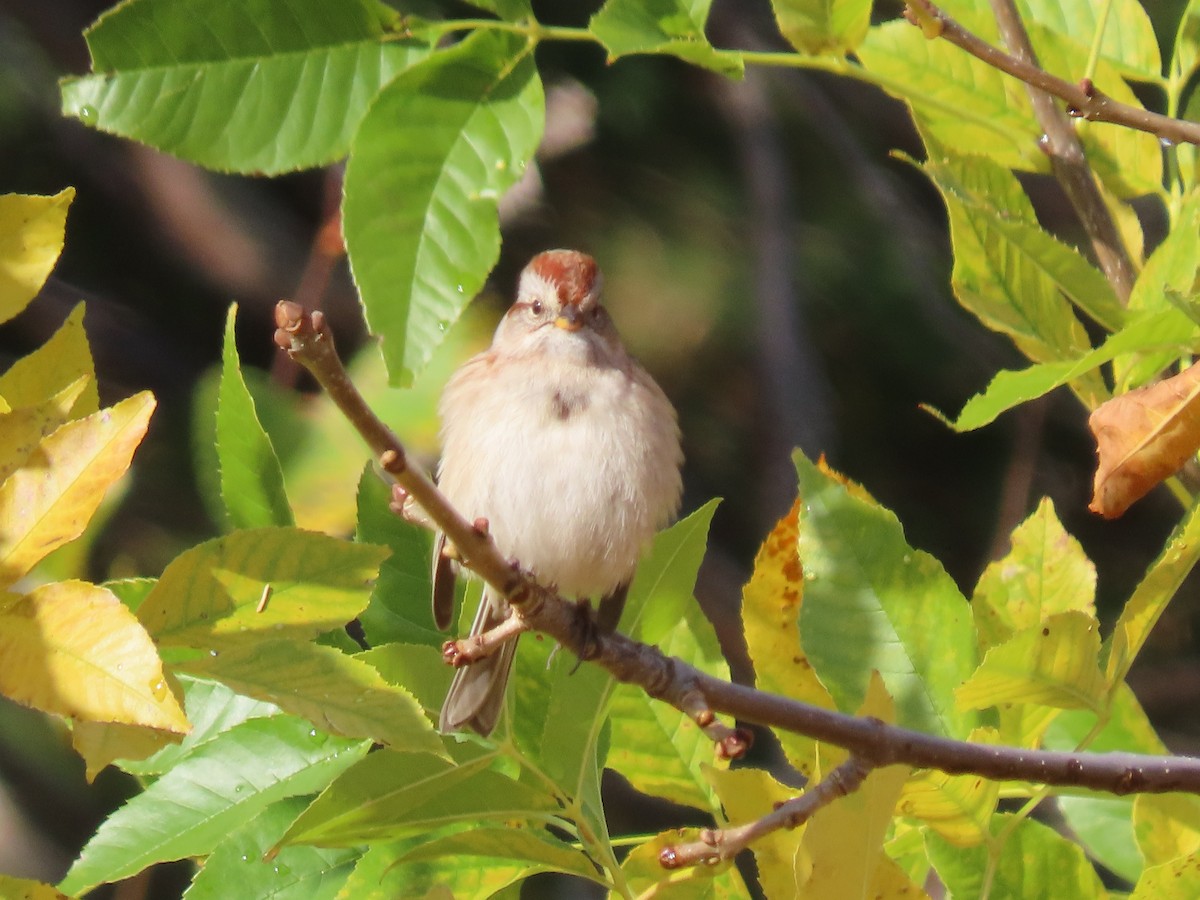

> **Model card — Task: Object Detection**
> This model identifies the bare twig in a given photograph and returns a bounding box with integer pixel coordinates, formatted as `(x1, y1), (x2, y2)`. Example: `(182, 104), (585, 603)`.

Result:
(902, 0), (1200, 149)
(274, 300), (1200, 860)
(660, 757), (873, 867)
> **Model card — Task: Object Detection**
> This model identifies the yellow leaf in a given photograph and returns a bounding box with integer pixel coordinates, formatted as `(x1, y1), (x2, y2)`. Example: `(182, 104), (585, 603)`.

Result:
(1135, 793), (1200, 867)
(1089, 361), (1200, 518)
(798, 672), (915, 898)
(1131, 856), (1200, 899)
(0, 303), (99, 417)
(898, 728), (1000, 847)
(0, 580), (189, 733)
(742, 497), (838, 777)
(0, 189), (73, 324)
(0, 376), (89, 483)
(0, 391), (155, 587)
(972, 497), (1096, 651)
(71, 719), (183, 783)
(955, 611), (1106, 713)
(705, 766), (803, 900)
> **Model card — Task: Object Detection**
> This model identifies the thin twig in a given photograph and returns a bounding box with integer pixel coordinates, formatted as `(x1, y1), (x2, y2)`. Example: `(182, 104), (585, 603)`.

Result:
(274, 301), (1200, 835)
(660, 757), (873, 867)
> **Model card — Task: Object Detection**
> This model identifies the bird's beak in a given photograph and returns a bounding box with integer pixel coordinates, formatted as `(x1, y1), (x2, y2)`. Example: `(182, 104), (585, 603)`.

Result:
(554, 306), (583, 332)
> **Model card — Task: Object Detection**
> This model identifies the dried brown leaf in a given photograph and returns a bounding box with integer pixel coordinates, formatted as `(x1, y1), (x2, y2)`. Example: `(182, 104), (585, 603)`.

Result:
(1089, 361), (1200, 518)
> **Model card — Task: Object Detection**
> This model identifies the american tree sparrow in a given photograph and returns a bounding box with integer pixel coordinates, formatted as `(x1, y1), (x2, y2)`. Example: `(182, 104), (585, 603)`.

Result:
(434, 249), (684, 735)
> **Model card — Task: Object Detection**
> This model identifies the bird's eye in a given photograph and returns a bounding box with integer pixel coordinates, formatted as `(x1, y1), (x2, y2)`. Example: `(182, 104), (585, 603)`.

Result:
(530, 300), (544, 316)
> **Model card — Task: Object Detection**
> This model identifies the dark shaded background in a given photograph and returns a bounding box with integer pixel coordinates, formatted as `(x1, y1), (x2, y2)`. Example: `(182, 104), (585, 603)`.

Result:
(1, 0), (1197, 894)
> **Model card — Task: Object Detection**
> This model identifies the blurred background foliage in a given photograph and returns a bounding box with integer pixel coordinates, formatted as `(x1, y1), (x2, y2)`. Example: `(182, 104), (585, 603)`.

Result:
(0, 0), (1197, 890)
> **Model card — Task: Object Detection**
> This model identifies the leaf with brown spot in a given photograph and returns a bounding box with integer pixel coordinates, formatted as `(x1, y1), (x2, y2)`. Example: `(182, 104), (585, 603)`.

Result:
(1089, 360), (1200, 518)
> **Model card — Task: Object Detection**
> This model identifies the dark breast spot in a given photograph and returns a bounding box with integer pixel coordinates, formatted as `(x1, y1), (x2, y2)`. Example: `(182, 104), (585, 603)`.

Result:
(551, 389), (589, 420)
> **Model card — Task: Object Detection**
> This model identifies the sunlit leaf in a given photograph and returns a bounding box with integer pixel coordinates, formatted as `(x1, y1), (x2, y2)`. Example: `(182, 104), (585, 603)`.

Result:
(0, 304), (99, 417)
(0, 377), (89, 483)
(61, 0), (431, 174)
(621, 828), (750, 898)
(948, 307), (1195, 431)
(858, 21), (1041, 171)
(343, 29), (543, 385)
(279, 748), (559, 846)
(705, 767), (802, 900)
(0, 580), (188, 734)
(1020, 0), (1161, 81)
(0, 391), (154, 587)
(395, 826), (601, 884)
(334, 838), (533, 900)
(794, 452), (978, 737)
(0, 189), (73, 324)
(926, 813), (1107, 898)
(608, 598), (729, 812)
(60, 716), (368, 896)
(183, 640), (442, 755)
(956, 611), (1106, 712)
(770, 0), (871, 54)
(1131, 856), (1200, 899)
(589, 0), (743, 75)
(897, 728), (999, 848)
(1135, 793), (1200, 867)
(971, 498), (1096, 651)
(136, 527), (388, 648)
(797, 674), (914, 897)
(741, 497), (837, 778)
(0, 875), (71, 900)
(217, 304), (292, 530)
(184, 797), (359, 900)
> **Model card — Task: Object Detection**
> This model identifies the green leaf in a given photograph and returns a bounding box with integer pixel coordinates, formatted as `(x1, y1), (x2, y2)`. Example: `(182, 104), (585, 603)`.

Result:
(59, 716), (368, 896)
(955, 611), (1106, 713)
(971, 497), (1096, 651)
(116, 674), (281, 776)
(61, 0), (431, 174)
(1117, 195), (1200, 389)
(857, 21), (1041, 171)
(1173, 0), (1200, 88)
(396, 826), (601, 884)
(217, 305), (292, 530)
(589, 0), (744, 75)
(1105, 494), (1200, 685)
(0, 189), (73, 325)
(136, 527), (389, 648)
(1020, 0), (1161, 81)
(280, 748), (560, 846)
(354, 467), (441, 647)
(357, 643), (452, 719)
(182, 640), (443, 755)
(770, 0), (872, 55)
(342, 29), (544, 386)
(184, 797), (359, 900)
(335, 839), (533, 900)
(795, 452), (978, 737)
(922, 148), (1107, 385)
(926, 814), (1107, 899)
(608, 600), (728, 812)
(1058, 794), (1143, 883)
(947, 307), (1196, 431)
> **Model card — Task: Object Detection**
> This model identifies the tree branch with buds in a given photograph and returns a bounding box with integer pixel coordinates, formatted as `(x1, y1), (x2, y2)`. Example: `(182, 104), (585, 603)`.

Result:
(274, 300), (1200, 869)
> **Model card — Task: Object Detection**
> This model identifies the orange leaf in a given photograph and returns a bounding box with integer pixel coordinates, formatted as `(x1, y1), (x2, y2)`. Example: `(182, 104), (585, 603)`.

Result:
(1089, 362), (1200, 518)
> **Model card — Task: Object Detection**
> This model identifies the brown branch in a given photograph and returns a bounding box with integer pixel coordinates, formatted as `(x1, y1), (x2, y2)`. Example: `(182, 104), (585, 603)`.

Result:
(274, 300), (1200, 867)
(660, 757), (872, 867)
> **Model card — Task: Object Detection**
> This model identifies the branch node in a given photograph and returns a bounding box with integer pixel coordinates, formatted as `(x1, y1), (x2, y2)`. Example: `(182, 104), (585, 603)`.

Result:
(379, 448), (407, 476)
